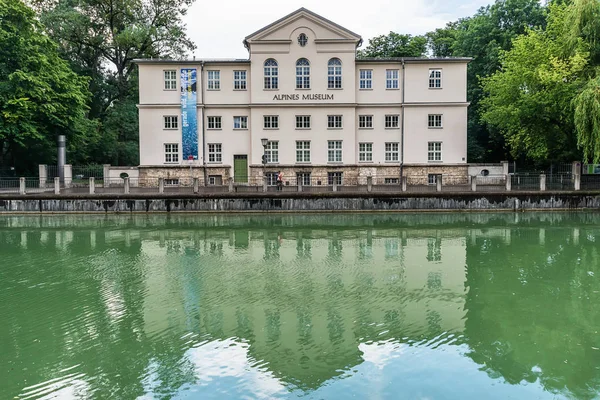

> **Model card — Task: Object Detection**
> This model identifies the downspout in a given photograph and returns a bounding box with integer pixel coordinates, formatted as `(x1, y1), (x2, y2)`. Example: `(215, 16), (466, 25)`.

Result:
(200, 61), (207, 185)
(400, 59), (406, 180)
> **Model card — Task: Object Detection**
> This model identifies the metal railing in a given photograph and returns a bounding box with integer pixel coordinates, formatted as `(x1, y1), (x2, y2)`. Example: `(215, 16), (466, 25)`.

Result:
(0, 173), (595, 196)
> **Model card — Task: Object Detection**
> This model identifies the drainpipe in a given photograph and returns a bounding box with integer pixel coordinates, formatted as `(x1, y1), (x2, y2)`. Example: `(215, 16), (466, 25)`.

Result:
(200, 61), (207, 185)
(400, 59), (406, 179)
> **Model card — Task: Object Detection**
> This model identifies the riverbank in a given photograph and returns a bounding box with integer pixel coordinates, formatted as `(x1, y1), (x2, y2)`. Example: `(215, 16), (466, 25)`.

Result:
(0, 191), (599, 212)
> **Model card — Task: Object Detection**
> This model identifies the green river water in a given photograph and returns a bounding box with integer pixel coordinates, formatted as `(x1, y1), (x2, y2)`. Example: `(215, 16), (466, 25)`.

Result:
(1, 213), (599, 399)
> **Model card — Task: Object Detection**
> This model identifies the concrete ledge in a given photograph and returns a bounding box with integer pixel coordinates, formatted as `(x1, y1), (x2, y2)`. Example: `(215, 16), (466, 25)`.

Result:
(0, 192), (599, 213)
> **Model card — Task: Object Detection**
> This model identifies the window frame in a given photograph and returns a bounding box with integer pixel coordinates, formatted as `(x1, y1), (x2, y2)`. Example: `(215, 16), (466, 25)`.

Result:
(359, 115), (373, 129)
(295, 58), (310, 89)
(386, 69), (399, 89)
(164, 143), (179, 164)
(265, 141), (279, 164)
(327, 58), (342, 89)
(295, 115), (311, 129)
(207, 143), (222, 163)
(429, 69), (442, 89)
(233, 116), (248, 130)
(358, 142), (373, 162)
(207, 116), (222, 130)
(296, 141), (311, 163)
(233, 70), (247, 90)
(163, 70), (177, 91)
(385, 115), (399, 129)
(264, 59), (279, 90)
(327, 172), (343, 186)
(428, 114), (443, 128)
(163, 115), (178, 130)
(263, 115), (279, 130)
(296, 172), (311, 186)
(327, 140), (343, 163)
(385, 142), (399, 162)
(327, 115), (343, 129)
(428, 142), (443, 162)
(359, 69), (372, 89)
(207, 70), (220, 90)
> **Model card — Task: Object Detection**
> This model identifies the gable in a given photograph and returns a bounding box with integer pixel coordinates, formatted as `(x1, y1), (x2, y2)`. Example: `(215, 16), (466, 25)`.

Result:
(244, 8), (361, 48)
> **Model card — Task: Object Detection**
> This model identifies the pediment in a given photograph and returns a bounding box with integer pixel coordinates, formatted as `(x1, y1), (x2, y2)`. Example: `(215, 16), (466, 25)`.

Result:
(244, 8), (361, 47)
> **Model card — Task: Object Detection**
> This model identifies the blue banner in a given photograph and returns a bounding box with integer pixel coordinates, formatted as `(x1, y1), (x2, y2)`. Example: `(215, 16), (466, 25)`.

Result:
(180, 69), (198, 161)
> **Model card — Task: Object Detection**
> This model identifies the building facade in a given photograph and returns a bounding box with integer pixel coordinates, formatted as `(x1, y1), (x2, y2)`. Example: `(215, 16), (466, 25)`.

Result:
(136, 8), (470, 186)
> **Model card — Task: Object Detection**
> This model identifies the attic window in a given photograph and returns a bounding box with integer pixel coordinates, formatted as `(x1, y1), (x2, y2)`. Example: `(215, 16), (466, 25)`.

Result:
(298, 33), (308, 47)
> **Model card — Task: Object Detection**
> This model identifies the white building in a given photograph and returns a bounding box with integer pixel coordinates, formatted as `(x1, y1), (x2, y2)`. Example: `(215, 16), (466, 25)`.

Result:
(136, 8), (470, 186)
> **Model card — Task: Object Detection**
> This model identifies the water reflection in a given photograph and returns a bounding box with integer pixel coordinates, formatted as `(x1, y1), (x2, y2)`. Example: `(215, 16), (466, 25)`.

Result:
(0, 213), (599, 399)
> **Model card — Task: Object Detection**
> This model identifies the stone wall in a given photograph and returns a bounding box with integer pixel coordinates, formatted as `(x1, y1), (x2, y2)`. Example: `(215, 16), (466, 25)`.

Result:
(138, 166), (231, 186)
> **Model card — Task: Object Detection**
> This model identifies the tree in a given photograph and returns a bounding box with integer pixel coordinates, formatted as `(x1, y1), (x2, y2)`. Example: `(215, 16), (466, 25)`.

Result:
(32, 0), (197, 166)
(426, 23), (458, 57)
(0, 0), (97, 174)
(357, 32), (427, 58)
(480, 5), (588, 162)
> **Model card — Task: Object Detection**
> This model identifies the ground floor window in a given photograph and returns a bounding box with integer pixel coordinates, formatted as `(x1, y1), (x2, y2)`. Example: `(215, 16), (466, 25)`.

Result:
(265, 172), (278, 186)
(384, 178), (399, 184)
(164, 178), (179, 186)
(297, 172), (311, 186)
(428, 174), (442, 185)
(208, 175), (222, 185)
(328, 172), (343, 186)
(164, 143), (179, 163)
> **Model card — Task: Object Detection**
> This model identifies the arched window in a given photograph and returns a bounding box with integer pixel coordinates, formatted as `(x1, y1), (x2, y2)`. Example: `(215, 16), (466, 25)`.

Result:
(328, 58), (342, 89)
(296, 58), (310, 89)
(264, 59), (278, 89)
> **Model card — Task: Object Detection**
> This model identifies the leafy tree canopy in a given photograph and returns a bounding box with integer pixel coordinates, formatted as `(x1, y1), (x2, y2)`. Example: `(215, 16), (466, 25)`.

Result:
(358, 32), (427, 58)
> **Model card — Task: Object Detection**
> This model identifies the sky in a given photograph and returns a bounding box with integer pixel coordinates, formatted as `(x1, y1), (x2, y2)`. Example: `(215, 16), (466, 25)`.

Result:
(183, 0), (494, 59)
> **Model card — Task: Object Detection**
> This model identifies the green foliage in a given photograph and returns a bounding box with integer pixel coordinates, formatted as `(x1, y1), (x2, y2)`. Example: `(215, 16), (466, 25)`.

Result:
(480, 25), (588, 161)
(574, 76), (600, 162)
(565, 0), (600, 65)
(0, 0), (98, 174)
(426, 24), (458, 57)
(357, 32), (427, 58)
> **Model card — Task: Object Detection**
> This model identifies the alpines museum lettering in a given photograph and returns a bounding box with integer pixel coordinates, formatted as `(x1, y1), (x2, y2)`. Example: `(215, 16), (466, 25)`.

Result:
(273, 94), (334, 101)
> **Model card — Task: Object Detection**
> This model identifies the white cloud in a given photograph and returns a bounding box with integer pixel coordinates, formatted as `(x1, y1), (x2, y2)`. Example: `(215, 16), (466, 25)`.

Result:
(183, 0), (493, 58)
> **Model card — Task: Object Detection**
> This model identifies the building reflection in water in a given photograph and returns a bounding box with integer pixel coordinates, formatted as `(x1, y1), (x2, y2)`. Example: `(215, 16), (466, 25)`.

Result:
(0, 213), (599, 399)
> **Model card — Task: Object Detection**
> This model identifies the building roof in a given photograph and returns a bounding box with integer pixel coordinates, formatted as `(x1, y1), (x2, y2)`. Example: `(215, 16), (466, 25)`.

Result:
(133, 58), (250, 65)
(356, 57), (472, 63)
(133, 57), (471, 65)
(243, 7), (362, 48)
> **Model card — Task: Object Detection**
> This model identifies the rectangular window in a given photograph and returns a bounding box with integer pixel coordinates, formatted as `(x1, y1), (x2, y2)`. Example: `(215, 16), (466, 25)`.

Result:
(385, 178), (399, 184)
(264, 115), (279, 129)
(328, 140), (342, 163)
(359, 115), (373, 129)
(428, 114), (443, 128)
(207, 116), (222, 130)
(233, 70), (246, 90)
(296, 115), (311, 129)
(359, 69), (372, 89)
(164, 70), (177, 90)
(265, 141), (278, 163)
(208, 175), (222, 185)
(386, 69), (399, 89)
(428, 142), (442, 162)
(359, 143), (373, 162)
(296, 141), (311, 163)
(385, 115), (399, 128)
(207, 70), (220, 90)
(327, 115), (343, 129)
(385, 142), (399, 162)
(328, 172), (343, 186)
(297, 172), (311, 186)
(163, 116), (178, 130)
(233, 116), (248, 129)
(164, 143), (179, 163)
(208, 143), (222, 163)
(164, 178), (179, 186)
(265, 172), (278, 186)
(429, 69), (442, 88)
(428, 174), (442, 185)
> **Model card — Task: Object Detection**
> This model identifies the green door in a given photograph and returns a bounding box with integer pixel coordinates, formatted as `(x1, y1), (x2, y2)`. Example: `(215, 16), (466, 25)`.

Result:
(233, 155), (248, 183)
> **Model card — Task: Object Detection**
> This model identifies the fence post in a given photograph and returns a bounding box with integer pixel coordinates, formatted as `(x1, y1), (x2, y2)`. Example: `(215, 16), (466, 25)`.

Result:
(39, 165), (47, 188)
(54, 177), (60, 194)
(298, 179), (302, 192)
(124, 177), (130, 194)
(367, 176), (372, 192)
(540, 174), (546, 191)
(574, 173), (581, 191)
(502, 161), (509, 176)
(228, 177), (234, 192)
(436, 175), (442, 192)
(505, 174), (511, 191)
(401, 176), (407, 192)
(64, 164), (72, 189)
(471, 175), (477, 192)
(333, 181), (338, 192)
(19, 177), (25, 195)
(89, 177), (95, 194)
(158, 178), (164, 194)
(263, 176), (267, 192)
(193, 177), (199, 194)
(572, 161), (582, 176)
(103, 164), (111, 187)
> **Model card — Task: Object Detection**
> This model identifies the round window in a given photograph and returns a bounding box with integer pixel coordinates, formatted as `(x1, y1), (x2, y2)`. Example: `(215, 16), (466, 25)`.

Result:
(481, 169), (490, 176)
(298, 33), (308, 47)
